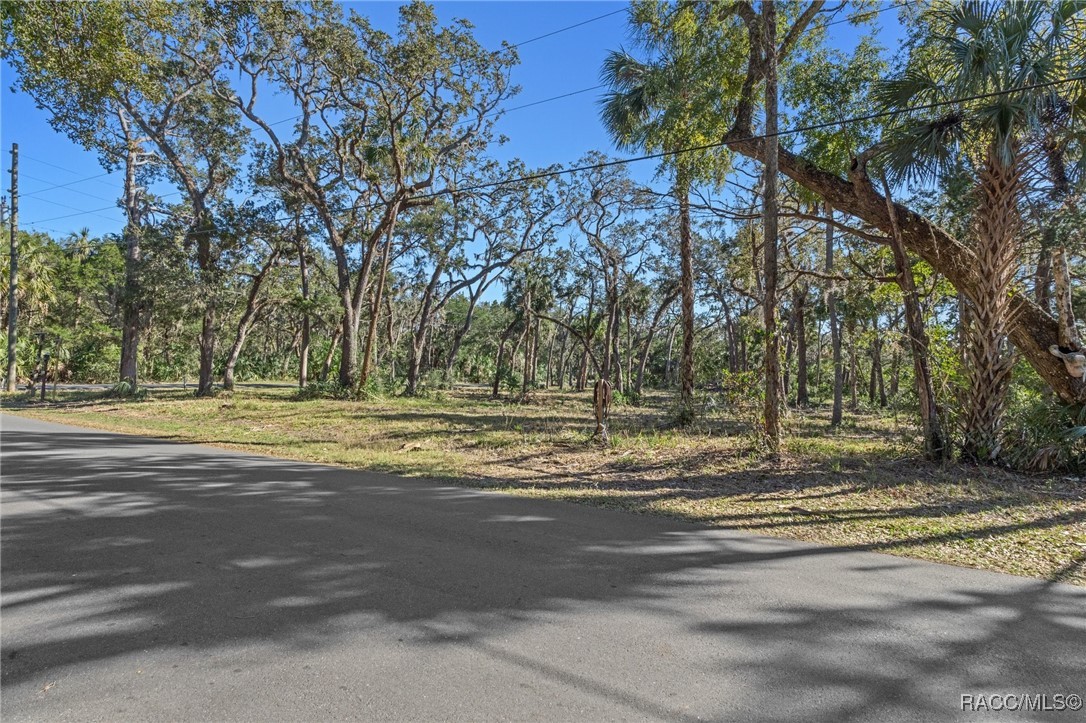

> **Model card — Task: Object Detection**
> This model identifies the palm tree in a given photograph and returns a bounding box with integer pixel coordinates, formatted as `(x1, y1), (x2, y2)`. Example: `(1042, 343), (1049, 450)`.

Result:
(877, 1), (1082, 462)
(599, 2), (731, 424)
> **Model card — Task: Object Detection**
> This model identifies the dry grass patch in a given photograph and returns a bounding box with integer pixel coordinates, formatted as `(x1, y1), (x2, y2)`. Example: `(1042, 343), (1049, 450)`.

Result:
(4, 384), (1083, 585)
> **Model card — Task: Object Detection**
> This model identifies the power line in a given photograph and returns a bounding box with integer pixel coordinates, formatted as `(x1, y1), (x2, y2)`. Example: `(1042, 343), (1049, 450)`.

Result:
(378, 74), (1086, 209)
(21, 172), (118, 204)
(453, 83), (609, 130)
(25, 75), (1084, 230)
(24, 203), (121, 224)
(821, 0), (908, 29)
(9, 3), (904, 222)
(20, 154), (120, 189)
(158, 73), (1086, 233)
(267, 9), (626, 128)
(21, 221), (66, 236)
(270, 82), (612, 129)
(490, 84), (607, 117)
(24, 189), (183, 225)
(510, 7), (626, 48)
(20, 170), (115, 199)
(14, 189), (121, 222)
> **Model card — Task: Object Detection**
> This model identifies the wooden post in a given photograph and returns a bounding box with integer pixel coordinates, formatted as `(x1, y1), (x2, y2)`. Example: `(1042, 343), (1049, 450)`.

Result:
(593, 378), (613, 444)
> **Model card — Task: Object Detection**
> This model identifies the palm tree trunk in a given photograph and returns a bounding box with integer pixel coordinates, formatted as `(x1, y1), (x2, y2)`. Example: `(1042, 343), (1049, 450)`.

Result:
(962, 147), (1022, 463)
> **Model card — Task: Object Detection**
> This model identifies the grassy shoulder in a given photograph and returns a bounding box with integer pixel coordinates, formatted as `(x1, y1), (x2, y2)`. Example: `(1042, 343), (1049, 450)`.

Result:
(4, 384), (1084, 586)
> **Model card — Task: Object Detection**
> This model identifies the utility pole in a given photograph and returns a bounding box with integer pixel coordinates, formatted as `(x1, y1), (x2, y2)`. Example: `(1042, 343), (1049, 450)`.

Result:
(6, 143), (18, 393)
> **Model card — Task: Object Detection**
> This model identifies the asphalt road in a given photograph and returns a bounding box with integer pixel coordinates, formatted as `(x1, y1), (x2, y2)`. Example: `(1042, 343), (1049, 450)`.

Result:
(2, 414), (1084, 722)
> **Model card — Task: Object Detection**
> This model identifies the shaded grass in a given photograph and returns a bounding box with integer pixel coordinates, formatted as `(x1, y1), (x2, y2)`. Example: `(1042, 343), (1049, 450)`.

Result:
(4, 384), (1083, 586)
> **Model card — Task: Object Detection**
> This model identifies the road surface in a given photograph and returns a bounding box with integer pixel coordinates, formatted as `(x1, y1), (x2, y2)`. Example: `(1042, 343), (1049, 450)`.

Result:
(2, 414), (1083, 721)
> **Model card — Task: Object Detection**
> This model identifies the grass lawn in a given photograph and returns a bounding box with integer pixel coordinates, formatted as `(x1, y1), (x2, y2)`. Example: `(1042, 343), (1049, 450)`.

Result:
(4, 383), (1084, 586)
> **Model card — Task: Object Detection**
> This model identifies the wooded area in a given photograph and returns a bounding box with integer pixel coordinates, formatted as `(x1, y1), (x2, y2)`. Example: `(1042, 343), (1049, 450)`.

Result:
(2, 0), (1085, 471)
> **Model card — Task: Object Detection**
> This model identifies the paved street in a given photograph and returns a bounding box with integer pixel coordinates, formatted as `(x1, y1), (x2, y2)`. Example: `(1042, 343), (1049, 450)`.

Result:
(2, 414), (1084, 722)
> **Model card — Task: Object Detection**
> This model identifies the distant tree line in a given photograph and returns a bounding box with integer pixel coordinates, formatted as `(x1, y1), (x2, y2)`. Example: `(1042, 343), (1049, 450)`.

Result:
(2, 1), (1084, 469)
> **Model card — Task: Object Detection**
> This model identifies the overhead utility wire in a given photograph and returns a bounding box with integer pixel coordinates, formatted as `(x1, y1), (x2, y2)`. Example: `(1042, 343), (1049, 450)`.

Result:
(510, 7), (626, 47)
(21, 154), (120, 189)
(267, 7), (625, 127)
(15, 189), (121, 222)
(24, 75), (1084, 228)
(13, 6), (614, 223)
(14, 4), (889, 207)
(19, 170), (115, 198)
(21, 173), (119, 205)
(296, 74), (1086, 221)
(821, 1), (907, 28)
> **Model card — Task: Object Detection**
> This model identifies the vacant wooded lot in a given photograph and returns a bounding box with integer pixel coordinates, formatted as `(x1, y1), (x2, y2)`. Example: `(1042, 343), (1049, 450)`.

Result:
(9, 386), (1083, 586)
(3, 1), (1086, 603)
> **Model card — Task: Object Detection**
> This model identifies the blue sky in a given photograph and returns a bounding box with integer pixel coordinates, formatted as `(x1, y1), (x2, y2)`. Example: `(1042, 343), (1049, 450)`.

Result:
(0, 1), (905, 241)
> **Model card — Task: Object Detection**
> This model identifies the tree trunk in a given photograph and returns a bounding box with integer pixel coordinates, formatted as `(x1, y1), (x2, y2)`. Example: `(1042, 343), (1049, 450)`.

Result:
(320, 327), (341, 383)
(337, 305), (359, 390)
(723, 299), (738, 372)
(890, 349), (900, 399)
(492, 318), (517, 398)
(601, 293), (615, 385)
(726, 127), (1076, 405)
(297, 236), (311, 389)
(223, 248), (280, 391)
(826, 204), (843, 426)
(677, 175), (696, 422)
(1035, 242), (1053, 312)
(406, 331), (426, 397)
(794, 285), (809, 406)
(197, 305), (216, 396)
(361, 230), (394, 389)
(405, 258), (445, 397)
(444, 289), (483, 383)
(634, 289), (677, 395)
(783, 311), (794, 402)
(556, 329), (568, 390)
(1052, 245), (1080, 351)
(868, 335), (878, 405)
(611, 303), (624, 394)
(663, 322), (677, 387)
(848, 320), (859, 411)
(4, 144), (16, 392)
(761, 0), (781, 451)
(333, 203), (402, 390)
(119, 142), (141, 390)
(521, 290), (532, 398)
(961, 148), (1022, 462)
(882, 176), (947, 459)
(223, 319), (254, 392)
(545, 323), (556, 388)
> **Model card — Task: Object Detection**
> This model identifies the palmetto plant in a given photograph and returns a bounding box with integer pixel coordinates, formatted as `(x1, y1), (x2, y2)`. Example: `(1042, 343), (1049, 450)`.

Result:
(877, 0), (1085, 462)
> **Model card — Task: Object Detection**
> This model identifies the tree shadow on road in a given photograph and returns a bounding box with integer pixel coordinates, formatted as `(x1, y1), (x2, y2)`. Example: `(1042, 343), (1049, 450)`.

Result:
(2, 428), (1084, 721)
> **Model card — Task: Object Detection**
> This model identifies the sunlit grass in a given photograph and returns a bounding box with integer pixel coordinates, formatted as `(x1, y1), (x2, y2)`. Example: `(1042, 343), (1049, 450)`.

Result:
(4, 383), (1083, 585)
